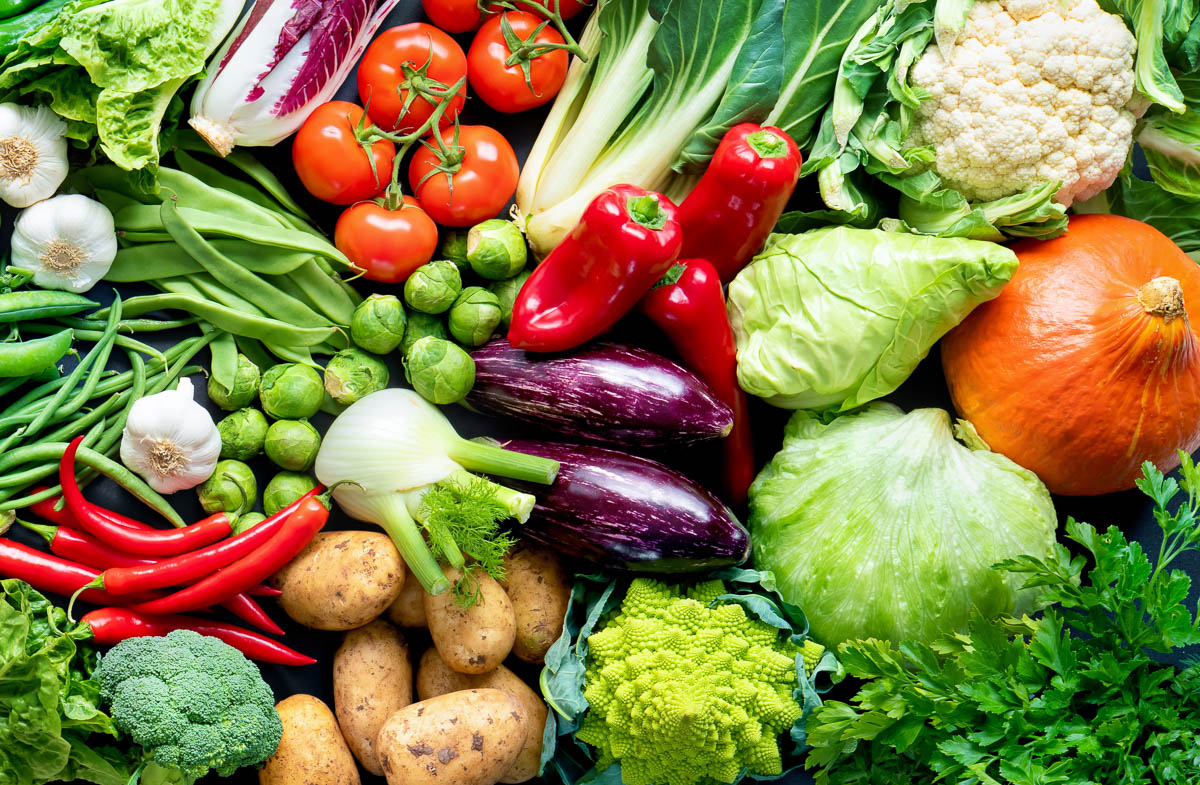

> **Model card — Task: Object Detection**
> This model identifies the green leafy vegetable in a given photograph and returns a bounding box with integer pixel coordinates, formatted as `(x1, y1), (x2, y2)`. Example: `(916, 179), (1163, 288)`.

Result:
(727, 226), (1016, 410)
(749, 404), (1058, 647)
(806, 454), (1200, 785)
(0, 578), (137, 785)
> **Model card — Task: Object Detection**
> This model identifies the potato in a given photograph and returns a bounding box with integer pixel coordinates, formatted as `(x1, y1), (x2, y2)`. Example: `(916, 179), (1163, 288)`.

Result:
(376, 688), (527, 785)
(387, 569), (427, 627)
(270, 530), (405, 630)
(424, 567), (515, 674)
(260, 694), (359, 785)
(499, 543), (571, 664)
(416, 649), (547, 784)
(334, 620), (413, 775)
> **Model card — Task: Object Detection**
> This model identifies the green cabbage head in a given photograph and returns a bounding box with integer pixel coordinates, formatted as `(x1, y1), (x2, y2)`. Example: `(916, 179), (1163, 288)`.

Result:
(727, 226), (1017, 410)
(749, 403), (1057, 647)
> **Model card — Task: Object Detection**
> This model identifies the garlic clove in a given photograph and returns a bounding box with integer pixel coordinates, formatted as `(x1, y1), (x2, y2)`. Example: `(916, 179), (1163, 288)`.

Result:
(120, 378), (222, 494)
(11, 194), (118, 294)
(0, 103), (69, 208)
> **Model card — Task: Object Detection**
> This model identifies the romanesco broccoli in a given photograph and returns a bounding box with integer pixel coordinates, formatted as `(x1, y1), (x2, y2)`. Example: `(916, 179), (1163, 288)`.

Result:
(94, 629), (283, 784)
(576, 578), (821, 785)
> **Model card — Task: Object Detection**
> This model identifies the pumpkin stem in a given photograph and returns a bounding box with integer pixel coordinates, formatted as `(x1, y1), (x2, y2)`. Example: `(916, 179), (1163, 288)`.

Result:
(1137, 277), (1188, 324)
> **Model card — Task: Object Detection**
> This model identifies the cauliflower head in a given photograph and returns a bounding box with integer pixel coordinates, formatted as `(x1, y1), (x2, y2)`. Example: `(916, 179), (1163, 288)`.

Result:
(576, 579), (823, 785)
(907, 0), (1138, 206)
(94, 629), (283, 783)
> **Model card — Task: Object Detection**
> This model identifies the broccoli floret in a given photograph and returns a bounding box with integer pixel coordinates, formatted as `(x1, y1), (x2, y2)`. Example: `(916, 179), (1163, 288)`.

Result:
(94, 629), (282, 783)
(576, 579), (812, 785)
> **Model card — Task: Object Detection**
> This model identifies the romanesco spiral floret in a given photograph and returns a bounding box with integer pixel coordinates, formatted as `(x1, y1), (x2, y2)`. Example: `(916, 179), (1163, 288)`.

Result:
(578, 579), (808, 785)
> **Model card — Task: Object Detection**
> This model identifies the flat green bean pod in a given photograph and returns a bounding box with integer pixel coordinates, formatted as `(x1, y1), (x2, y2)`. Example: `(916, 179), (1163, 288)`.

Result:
(105, 241), (312, 281)
(112, 294), (339, 347)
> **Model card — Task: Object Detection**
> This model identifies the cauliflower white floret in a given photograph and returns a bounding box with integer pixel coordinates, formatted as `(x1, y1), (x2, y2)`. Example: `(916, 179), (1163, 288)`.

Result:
(907, 0), (1138, 206)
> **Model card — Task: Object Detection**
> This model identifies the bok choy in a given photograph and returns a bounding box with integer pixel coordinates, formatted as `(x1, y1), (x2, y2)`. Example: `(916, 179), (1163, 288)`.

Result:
(314, 389), (558, 598)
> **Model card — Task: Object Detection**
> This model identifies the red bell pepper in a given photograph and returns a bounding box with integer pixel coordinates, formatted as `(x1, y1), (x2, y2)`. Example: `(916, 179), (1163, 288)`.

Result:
(677, 123), (802, 284)
(509, 184), (682, 352)
(641, 259), (755, 504)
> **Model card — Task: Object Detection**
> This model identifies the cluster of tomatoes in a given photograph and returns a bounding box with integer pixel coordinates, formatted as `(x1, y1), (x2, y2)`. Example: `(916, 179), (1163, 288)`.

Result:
(291, 5), (580, 284)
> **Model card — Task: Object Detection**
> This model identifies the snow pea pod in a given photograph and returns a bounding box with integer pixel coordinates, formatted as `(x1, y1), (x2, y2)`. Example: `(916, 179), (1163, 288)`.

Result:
(0, 291), (96, 323)
(0, 329), (72, 377)
(105, 241), (312, 281)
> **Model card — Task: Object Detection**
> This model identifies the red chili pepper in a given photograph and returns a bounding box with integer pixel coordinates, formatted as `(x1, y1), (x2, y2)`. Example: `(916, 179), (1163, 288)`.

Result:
(249, 585), (282, 597)
(0, 538), (157, 605)
(59, 438), (233, 557)
(641, 258), (755, 504)
(80, 487), (320, 596)
(131, 495), (331, 616)
(79, 608), (314, 666)
(677, 123), (802, 284)
(221, 593), (285, 636)
(508, 184), (682, 352)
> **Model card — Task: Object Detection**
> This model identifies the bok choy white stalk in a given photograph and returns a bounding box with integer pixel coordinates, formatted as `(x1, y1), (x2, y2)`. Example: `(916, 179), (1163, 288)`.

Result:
(189, 0), (401, 155)
(314, 389), (559, 596)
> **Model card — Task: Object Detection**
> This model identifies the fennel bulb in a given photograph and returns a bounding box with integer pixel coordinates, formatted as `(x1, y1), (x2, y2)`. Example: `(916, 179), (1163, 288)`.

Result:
(314, 388), (558, 596)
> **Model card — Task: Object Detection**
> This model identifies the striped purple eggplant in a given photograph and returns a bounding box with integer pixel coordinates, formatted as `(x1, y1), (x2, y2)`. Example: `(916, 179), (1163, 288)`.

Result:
(501, 440), (750, 572)
(466, 338), (733, 447)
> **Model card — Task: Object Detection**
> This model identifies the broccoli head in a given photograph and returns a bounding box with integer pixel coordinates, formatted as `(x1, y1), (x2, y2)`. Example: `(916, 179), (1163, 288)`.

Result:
(576, 579), (824, 785)
(94, 629), (282, 783)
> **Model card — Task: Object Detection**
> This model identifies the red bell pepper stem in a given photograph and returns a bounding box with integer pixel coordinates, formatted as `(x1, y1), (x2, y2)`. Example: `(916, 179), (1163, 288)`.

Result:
(0, 538), (157, 605)
(221, 593), (285, 636)
(509, 184), (683, 352)
(677, 123), (802, 284)
(80, 487), (320, 595)
(80, 608), (315, 666)
(59, 438), (233, 557)
(641, 258), (755, 504)
(131, 495), (331, 616)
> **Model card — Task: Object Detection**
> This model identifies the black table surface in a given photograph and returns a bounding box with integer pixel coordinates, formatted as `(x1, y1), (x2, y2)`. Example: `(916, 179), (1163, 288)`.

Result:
(3, 2), (1194, 784)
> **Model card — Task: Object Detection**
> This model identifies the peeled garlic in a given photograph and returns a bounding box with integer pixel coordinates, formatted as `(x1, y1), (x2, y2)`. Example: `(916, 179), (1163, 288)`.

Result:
(10, 194), (118, 294)
(120, 378), (222, 494)
(0, 103), (69, 208)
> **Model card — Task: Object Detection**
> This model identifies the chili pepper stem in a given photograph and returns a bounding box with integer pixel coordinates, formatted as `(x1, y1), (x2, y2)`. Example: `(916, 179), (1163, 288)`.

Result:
(16, 518), (56, 545)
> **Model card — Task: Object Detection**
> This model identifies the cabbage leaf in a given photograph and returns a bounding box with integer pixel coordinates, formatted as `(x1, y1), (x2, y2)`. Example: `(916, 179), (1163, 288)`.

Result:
(748, 404), (1058, 648)
(727, 226), (1016, 410)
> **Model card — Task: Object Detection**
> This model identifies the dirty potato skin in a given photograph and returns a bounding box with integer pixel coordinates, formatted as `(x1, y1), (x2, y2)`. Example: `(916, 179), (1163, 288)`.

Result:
(416, 649), (548, 784)
(376, 688), (527, 785)
(499, 544), (571, 664)
(270, 531), (405, 630)
(387, 569), (427, 627)
(424, 566), (516, 674)
(260, 694), (360, 785)
(334, 620), (413, 776)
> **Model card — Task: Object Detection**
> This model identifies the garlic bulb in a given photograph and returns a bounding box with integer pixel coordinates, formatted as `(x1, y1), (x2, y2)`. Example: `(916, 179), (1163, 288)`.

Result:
(0, 103), (68, 208)
(10, 194), (118, 293)
(120, 377), (222, 494)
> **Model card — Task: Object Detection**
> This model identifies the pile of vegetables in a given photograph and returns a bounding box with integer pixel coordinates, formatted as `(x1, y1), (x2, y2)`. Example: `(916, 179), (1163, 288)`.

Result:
(2, 2), (1200, 785)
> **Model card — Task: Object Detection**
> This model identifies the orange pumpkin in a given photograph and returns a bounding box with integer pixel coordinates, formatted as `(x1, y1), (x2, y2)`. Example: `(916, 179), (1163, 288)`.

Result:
(941, 214), (1200, 496)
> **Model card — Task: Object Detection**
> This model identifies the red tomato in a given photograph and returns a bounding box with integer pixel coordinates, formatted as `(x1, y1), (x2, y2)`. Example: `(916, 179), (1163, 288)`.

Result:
(421, 0), (485, 32)
(291, 102), (394, 205)
(357, 23), (468, 134)
(335, 196), (439, 284)
(408, 125), (520, 228)
(468, 12), (569, 113)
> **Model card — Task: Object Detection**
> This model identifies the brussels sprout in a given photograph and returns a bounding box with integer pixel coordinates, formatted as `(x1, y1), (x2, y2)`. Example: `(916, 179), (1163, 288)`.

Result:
(466, 219), (528, 280)
(207, 353), (260, 411)
(401, 311), (449, 357)
(196, 459), (257, 516)
(404, 260), (462, 314)
(263, 471), (318, 516)
(323, 348), (389, 407)
(488, 269), (532, 330)
(405, 336), (476, 404)
(448, 286), (502, 347)
(236, 512), (266, 530)
(264, 419), (321, 472)
(351, 294), (407, 354)
(259, 363), (323, 419)
(440, 230), (469, 272)
(216, 408), (268, 461)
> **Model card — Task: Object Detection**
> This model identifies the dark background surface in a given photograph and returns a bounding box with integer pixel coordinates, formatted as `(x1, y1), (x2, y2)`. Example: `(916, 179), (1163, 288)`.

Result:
(2, 1), (1194, 784)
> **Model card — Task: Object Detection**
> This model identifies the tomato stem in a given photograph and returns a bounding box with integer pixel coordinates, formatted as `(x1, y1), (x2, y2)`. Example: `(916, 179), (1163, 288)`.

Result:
(479, 0), (588, 61)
